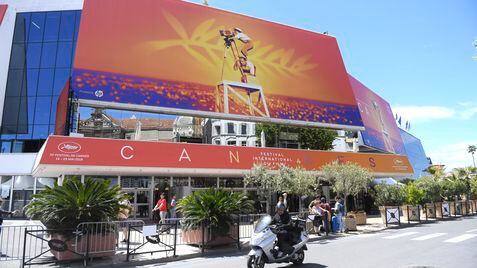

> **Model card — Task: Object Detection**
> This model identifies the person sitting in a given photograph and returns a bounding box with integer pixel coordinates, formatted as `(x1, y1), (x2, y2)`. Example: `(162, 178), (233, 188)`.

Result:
(271, 204), (293, 257)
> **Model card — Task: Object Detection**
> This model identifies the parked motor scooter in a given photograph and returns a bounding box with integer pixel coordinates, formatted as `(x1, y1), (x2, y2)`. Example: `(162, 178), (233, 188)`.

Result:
(247, 215), (308, 268)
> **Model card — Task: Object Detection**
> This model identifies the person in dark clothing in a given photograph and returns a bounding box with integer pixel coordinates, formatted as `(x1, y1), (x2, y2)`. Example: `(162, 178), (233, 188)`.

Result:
(0, 198), (17, 233)
(319, 197), (331, 235)
(271, 204), (293, 256)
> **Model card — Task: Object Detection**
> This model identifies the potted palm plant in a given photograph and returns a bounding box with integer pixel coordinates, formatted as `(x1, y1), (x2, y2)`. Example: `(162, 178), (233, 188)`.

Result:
(401, 182), (424, 221)
(177, 188), (253, 246)
(373, 184), (406, 224)
(25, 178), (128, 261)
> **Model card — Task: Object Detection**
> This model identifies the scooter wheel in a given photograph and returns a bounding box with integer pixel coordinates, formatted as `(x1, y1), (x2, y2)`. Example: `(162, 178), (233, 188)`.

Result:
(247, 256), (265, 268)
(291, 250), (305, 265)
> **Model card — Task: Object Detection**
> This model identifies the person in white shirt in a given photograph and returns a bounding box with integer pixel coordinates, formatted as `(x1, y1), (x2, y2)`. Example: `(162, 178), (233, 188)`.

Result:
(232, 28), (254, 58)
(276, 192), (288, 210)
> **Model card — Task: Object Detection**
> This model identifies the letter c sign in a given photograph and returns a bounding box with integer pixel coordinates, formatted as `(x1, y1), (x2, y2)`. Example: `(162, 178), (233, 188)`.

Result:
(121, 146), (134, 160)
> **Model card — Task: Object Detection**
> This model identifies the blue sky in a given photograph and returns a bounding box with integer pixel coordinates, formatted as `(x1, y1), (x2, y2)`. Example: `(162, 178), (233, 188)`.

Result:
(188, 0), (477, 170)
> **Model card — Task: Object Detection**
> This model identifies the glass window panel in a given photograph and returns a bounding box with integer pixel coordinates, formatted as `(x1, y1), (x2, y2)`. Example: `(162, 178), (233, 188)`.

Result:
(2, 97), (20, 126)
(10, 43), (26, 69)
(26, 97), (36, 125)
(13, 13), (30, 43)
(32, 125), (49, 139)
(17, 96), (28, 131)
(12, 141), (24, 153)
(49, 124), (55, 135)
(28, 13), (46, 43)
(16, 124), (33, 140)
(56, 42), (73, 68)
(53, 68), (70, 94)
(26, 69), (39, 97)
(40, 42), (58, 68)
(37, 69), (54, 96)
(1, 141), (12, 153)
(44, 12), (60, 42)
(74, 11), (81, 41)
(59, 11), (76, 41)
(33, 97), (51, 125)
(26, 43), (41, 69)
(6, 69), (24, 97)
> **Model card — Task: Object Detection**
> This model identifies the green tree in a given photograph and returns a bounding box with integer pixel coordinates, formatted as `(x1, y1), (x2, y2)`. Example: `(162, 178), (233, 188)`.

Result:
(245, 164), (317, 212)
(297, 127), (337, 150)
(374, 184), (406, 207)
(468, 145), (476, 168)
(405, 182), (425, 206)
(320, 161), (372, 212)
(255, 123), (336, 150)
(415, 175), (442, 203)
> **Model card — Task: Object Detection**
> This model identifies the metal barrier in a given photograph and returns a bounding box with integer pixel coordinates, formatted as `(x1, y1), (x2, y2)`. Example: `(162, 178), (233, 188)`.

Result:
(76, 220), (145, 255)
(21, 228), (86, 267)
(384, 207), (400, 227)
(126, 221), (178, 261)
(0, 224), (44, 262)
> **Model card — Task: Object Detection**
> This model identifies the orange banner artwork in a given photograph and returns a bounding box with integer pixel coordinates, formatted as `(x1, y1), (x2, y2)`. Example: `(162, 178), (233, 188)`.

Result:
(72, 0), (363, 128)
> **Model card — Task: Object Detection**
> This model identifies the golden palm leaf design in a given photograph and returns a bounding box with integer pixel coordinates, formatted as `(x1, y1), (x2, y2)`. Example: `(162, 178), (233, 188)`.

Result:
(138, 12), (318, 77)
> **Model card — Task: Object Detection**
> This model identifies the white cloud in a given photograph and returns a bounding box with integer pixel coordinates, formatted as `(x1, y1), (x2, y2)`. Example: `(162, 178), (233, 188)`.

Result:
(427, 141), (477, 171)
(393, 102), (477, 123)
(393, 106), (455, 123)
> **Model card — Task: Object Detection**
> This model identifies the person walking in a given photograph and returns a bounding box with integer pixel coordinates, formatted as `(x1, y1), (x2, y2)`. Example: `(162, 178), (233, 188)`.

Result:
(152, 193), (168, 233)
(333, 196), (345, 233)
(169, 195), (177, 221)
(118, 197), (132, 242)
(319, 197), (331, 235)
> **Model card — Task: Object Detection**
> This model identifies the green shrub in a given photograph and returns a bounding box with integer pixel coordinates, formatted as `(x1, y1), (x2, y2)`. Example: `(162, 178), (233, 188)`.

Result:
(415, 176), (442, 203)
(177, 189), (253, 236)
(25, 178), (128, 230)
(405, 182), (424, 205)
(374, 184), (406, 206)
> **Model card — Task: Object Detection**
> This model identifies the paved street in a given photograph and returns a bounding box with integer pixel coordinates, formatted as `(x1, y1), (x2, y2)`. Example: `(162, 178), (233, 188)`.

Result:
(144, 216), (477, 268)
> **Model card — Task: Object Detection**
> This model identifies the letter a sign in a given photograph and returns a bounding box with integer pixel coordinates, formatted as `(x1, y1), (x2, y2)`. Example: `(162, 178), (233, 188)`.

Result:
(179, 148), (191, 162)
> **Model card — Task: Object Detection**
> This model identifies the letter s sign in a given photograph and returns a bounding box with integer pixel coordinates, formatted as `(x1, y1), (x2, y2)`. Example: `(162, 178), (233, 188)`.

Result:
(121, 146), (134, 160)
(368, 157), (376, 168)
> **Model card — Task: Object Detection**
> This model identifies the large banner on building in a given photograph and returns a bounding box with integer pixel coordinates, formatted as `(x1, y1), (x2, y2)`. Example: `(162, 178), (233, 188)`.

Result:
(72, 0), (363, 129)
(349, 75), (405, 154)
(33, 136), (413, 177)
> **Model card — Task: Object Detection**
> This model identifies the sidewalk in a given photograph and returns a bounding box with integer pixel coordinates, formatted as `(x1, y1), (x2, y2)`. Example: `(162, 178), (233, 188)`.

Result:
(1, 216), (389, 268)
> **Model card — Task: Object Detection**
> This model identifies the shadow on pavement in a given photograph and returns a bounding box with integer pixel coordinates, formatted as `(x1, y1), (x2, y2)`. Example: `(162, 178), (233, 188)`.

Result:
(276, 263), (328, 268)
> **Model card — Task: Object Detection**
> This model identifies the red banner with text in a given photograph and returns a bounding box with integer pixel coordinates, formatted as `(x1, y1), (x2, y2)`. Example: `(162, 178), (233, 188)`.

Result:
(37, 136), (413, 175)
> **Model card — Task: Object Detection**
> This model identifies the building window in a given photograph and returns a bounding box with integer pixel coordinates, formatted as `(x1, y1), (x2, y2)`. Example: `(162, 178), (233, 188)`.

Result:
(241, 124), (247, 135)
(0, 11), (81, 153)
(214, 139), (221, 145)
(227, 140), (236, 146)
(241, 141), (247, 146)
(227, 123), (235, 134)
(214, 125), (221, 135)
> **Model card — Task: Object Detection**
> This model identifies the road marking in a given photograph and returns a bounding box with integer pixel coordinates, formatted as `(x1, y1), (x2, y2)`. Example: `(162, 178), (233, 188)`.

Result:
(465, 229), (477, 233)
(411, 233), (446, 241)
(444, 234), (477, 243)
(383, 231), (419, 239)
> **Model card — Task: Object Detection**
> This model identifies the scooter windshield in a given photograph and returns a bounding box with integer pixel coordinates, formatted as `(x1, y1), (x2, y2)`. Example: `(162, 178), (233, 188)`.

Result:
(254, 215), (272, 233)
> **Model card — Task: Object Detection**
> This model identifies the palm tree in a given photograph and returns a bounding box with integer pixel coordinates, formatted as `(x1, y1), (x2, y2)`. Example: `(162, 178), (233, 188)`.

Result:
(468, 145), (477, 168)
